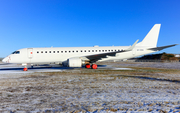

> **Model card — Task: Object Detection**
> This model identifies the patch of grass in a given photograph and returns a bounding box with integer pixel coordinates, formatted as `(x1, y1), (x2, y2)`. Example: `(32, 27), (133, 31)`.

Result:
(18, 66), (180, 88)
(7, 94), (13, 97)
(131, 67), (180, 74)
(30, 67), (180, 79)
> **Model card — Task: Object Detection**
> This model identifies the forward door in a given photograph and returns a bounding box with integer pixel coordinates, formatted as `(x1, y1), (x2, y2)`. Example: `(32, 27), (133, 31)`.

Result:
(27, 48), (33, 59)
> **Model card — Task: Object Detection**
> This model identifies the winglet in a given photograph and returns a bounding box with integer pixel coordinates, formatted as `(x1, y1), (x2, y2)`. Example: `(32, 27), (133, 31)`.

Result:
(126, 39), (139, 51)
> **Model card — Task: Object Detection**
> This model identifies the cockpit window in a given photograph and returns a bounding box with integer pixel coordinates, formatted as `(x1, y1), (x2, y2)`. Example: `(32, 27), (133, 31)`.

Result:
(12, 51), (20, 54)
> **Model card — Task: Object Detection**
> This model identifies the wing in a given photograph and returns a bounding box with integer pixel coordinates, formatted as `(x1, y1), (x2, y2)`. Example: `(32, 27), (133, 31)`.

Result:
(80, 40), (139, 63)
(148, 44), (178, 51)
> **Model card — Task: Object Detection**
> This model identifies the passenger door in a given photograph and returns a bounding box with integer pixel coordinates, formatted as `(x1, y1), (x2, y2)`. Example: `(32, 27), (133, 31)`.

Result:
(27, 48), (33, 59)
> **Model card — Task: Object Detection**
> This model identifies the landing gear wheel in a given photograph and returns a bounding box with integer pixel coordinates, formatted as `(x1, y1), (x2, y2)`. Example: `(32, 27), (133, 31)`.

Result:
(23, 68), (28, 71)
(85, 64), (91, 68)
(91, 64), (97, 69)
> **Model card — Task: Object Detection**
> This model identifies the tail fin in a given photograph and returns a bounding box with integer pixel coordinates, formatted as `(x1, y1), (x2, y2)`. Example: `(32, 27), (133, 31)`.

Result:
(136, 24), (161, 47)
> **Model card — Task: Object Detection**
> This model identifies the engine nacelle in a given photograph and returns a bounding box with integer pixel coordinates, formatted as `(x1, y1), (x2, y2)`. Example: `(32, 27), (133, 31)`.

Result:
(67, 58), (82, 67)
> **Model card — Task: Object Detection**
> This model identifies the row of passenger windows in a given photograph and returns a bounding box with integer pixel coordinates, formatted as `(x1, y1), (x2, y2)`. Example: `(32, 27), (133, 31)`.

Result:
(37, 49), (124, 54)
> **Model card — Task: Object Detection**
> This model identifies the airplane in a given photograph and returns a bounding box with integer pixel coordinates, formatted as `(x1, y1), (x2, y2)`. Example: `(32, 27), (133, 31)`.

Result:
(2, 24), (177, 71)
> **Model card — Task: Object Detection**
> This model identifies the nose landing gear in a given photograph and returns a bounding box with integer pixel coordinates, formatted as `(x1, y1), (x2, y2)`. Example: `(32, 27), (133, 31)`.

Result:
(23, 68), (28, 71)
(22, 63), (28, 71)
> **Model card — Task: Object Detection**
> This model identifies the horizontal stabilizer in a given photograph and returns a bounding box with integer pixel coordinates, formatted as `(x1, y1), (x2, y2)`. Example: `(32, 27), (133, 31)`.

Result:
(148, 44), (178, 51)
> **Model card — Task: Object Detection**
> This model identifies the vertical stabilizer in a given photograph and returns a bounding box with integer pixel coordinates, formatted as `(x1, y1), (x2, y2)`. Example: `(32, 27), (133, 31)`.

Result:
(137, 24), (161, 47)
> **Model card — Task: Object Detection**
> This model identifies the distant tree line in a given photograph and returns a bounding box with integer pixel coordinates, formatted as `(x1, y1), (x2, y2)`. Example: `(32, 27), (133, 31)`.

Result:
(0, 58), (3, 61)
(161, 52), (179, 60)
(138, 52), (180, 61)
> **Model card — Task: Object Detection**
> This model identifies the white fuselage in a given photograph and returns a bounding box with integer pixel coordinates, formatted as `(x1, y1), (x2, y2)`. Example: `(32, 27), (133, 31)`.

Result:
(3, 46), (155, 65)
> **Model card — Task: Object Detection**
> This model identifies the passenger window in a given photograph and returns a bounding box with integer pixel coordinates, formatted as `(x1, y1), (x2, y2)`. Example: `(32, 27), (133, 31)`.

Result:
(61, 51), (63, 53)
(65, 51), (67, 53)
(99, 50), (101, 52)
(69, 51), (71, 53)
(57, 51), (59, 53)
(76, 50), (78, 52)
(41, 51), (43, 53)
(37, 51), (39, 53)
(45, 51), (47, 53)
(49, 51), (51, 53)
(84, 50), (86, 52)
(53, 51), (55, 53)
(92, 50), (94, 52)
(88, 50), (90, 52)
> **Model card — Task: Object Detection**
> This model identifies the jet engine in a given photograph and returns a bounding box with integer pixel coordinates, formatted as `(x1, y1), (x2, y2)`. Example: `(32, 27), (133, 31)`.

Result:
(67, 58), (82, 67)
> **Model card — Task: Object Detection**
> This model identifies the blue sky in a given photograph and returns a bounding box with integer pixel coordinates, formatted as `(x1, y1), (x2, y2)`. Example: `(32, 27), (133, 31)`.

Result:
(0, 0), (180, 57)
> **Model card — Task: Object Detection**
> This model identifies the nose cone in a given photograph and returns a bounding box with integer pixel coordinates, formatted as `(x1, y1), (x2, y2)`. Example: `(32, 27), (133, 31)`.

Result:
(2, 57), (7, 63)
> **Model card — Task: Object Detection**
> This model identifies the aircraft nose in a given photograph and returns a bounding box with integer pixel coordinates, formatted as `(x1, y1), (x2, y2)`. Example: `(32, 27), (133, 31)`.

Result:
(2, 57), (7, 63)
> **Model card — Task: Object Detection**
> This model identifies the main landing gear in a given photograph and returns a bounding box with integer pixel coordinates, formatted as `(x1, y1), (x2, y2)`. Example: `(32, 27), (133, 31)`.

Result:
(85, 64), (97, 69)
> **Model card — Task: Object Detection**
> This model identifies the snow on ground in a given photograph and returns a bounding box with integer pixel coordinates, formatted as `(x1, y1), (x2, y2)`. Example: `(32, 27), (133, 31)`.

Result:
(0, 62), (180, 112)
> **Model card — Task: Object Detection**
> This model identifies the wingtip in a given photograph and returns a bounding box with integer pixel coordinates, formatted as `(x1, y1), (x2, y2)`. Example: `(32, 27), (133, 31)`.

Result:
(172, 44), (178, 46)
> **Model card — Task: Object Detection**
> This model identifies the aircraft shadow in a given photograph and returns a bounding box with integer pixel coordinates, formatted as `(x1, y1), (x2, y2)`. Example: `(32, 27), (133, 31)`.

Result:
(0, 65), (107, 71)
(0, 66), (74, 71)
(116, 75), (180, 84)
